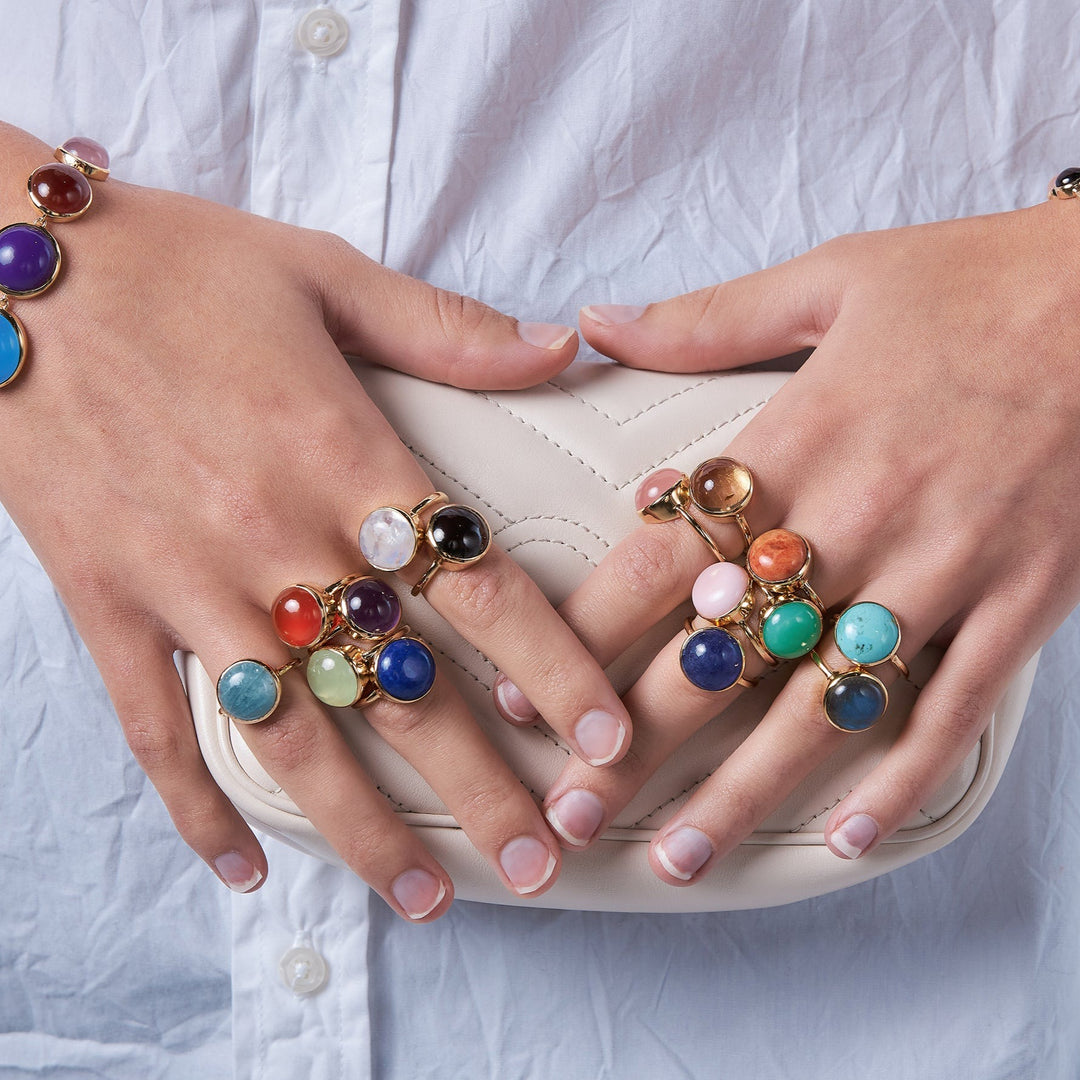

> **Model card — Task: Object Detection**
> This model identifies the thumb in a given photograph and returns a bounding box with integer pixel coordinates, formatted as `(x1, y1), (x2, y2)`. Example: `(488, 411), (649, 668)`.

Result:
(306, 233), (578, 390)
(579, 242), (848, 372)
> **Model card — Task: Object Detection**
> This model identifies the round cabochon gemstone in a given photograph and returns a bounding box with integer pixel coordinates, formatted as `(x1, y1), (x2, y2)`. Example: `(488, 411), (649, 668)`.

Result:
(342, 577), (400, 636)
(0, 309), (26, 387)
(0, 223), (60, 297)
(217, 660), (281, 723)
(29, 163), (92, 218)
(760, 599), (822, 660)
(634, 468), (683, 512)
(375, 637), (437, 702)
(679, 626), (745, 692)
(747, 528), (809, 584)
(427, 505), (490, 564)
(272, 585), (327, 648)
(359, 507), (417, 571)
(59, 136), (110, 171)
(689, 457), (753, 515)
(306, 648), (361, 708)
(825, 672), (887, 732)
(835, 602), (900, 666)
(692, 561), (750, 621)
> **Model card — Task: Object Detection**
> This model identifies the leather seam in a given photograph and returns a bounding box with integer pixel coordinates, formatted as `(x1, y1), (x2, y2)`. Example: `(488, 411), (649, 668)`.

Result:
(542, 377), (717, 424)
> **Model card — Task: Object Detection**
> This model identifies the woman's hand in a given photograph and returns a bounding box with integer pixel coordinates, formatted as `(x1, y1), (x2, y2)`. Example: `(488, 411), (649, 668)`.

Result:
(0, 123), (635, 918)
(503, 200), (1080, 880)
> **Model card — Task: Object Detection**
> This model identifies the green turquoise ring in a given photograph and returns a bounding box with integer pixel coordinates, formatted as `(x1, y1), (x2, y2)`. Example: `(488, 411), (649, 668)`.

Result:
(759, 597), (823, 661)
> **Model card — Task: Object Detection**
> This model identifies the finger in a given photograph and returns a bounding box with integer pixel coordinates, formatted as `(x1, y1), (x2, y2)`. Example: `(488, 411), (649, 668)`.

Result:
(304, 233), (578, 390)
(645, 581), (949, 884)
(200, 610), (455, 922)
(823, 605), (1027, 861)
(404, 544), (633, 766)
(363, 671), (562, 898)
(541, 627), (769, 848)
(88, 621), (268, 893)
(578, 239), (851, 372)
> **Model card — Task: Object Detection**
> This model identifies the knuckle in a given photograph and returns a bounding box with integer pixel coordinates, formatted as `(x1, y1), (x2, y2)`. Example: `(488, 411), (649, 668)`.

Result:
(612, 532), (682, 597)
(928, 685), (988, 751)
(431, 288), (503, 381)
(710, 780), (763, 839)
(247, 712), (324, 779)
(445, 568), (506, 635)
(451, 778), (521, 830)
(124, 716), (185, 774)
(364, 699), (431, 744)
(336, 820), (402, 881)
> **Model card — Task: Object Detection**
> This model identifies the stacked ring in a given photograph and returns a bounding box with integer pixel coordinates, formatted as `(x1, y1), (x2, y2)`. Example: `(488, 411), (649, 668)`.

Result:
(636, 457), (755, 560)
(358, 492), (492, 596)
(272, 575), (402, 649)
(833, 602), (909, 677)
(811, 652), (889, 733)
(680, 620), (758, 692)
(216, 658), (301, 724)
(746, 529), (824, 660)
(306, 628), (437, 708)
(690, 560), (777, 667)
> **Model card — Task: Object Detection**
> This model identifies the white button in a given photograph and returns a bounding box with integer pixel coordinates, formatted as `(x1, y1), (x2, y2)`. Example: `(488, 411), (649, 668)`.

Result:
(279, 944), (328, 996)
(296, 7), (349, 57)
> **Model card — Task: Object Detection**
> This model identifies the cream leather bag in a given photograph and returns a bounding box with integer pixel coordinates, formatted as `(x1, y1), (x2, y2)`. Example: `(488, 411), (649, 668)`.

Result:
(185, 362), (1034, 912)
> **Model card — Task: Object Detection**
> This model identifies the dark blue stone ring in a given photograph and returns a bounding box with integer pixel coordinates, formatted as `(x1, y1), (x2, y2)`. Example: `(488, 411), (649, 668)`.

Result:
(679, 619), (759, 693)
(811, 651), (889, 733)
(356, 627), (438, 706)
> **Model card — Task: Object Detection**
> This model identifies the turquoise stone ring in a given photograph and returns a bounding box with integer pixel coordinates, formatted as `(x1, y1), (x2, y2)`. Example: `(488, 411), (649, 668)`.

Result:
(834, 602), (906, 674)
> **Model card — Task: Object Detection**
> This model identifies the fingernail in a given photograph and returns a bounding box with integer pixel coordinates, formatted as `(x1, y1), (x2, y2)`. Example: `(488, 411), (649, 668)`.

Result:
(573, 709), (627, 765)
(214, 851), (263, 893)
(499, 835), (557, 895)
(517, 321), (576, 349)
(545, 789), (605, 847)
(830, 813), (879, 860)
(580, 303), (647, 326)
(655, 827), (713, 880)
(391, 868), (447, 919)
(493, 674), (539, 724)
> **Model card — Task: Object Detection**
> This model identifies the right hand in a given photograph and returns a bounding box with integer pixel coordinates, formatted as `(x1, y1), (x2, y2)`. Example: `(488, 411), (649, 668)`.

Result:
(0, 123), (633, 919)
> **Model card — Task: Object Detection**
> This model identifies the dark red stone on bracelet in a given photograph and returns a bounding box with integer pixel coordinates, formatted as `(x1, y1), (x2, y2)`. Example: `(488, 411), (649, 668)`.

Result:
(29, 163), (92, 219)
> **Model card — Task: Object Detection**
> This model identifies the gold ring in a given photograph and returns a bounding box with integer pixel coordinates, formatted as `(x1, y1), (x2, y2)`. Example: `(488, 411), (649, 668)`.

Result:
(216, 657), (301, 724)
(811, 650), (890, 733)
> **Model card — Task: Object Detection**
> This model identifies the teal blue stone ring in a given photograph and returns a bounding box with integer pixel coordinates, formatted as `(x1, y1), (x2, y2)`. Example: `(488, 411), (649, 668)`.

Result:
(811, 651), (890, 733)
(216, 657), (301, 724)
(0, 307), (27, 388)
(833, 601), (909, 677)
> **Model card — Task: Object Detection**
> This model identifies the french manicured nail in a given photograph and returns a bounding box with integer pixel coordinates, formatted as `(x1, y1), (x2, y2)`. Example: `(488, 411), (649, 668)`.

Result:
(580, 303), (646, 326)
(214, 851), (263, 893)
(830, 814), (879, 860)
(656, 827), (713, 881)
(499, 836), (557, 895)
(493, 674), (539, 724)
(573, 709), (627, 765)
(545, 789), (605, 847)
(391, 868), (447, 919)
(517, 321), (576, 349)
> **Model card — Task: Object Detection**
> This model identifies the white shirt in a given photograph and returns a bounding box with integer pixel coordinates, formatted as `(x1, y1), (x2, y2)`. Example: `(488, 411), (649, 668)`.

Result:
(3, 2), (1080, 1077)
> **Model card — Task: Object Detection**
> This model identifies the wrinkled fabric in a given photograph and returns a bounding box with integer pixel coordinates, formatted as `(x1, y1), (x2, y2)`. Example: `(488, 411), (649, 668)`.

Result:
(2, 1), (1080, 1077)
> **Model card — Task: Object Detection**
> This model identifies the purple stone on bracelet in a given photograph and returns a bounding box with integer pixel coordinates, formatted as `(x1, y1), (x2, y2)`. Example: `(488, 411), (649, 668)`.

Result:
(55, 136), (110, 180)
(0, 223), (60, 297)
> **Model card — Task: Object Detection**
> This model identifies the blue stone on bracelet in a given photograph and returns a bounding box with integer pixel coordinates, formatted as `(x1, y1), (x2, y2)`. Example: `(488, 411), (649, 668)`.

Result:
(824, 672), (887, 732)
(375, 637), (436, 702)
(835, 602), (899, 666)
(0, 223), (60, 296)
(680, 626), (744, 692)
(0, 309), (25, 386)
(217, 659), (281, 723)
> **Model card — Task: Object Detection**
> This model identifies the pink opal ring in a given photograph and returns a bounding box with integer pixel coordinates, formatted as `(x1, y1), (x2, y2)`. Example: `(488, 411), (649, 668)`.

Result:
(635, 457), (755, 560)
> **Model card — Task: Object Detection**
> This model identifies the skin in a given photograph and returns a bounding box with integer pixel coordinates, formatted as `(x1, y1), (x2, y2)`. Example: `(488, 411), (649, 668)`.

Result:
(0, 122), (639, 919)
(504, 201), (1080, 883)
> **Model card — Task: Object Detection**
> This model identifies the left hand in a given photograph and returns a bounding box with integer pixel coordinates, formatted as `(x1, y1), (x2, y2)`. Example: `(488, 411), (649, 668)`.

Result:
(495, 198), (1080, 882)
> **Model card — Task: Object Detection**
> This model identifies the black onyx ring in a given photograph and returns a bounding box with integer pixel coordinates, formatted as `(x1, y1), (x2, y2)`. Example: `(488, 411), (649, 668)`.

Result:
(1049, 168), (1080, 200)
(811, 651), (889, 733)
(635, 457), (755, 559)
